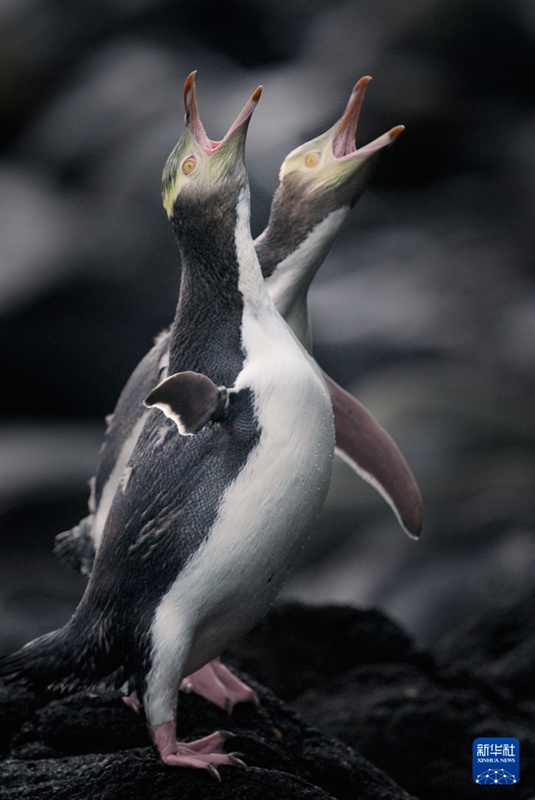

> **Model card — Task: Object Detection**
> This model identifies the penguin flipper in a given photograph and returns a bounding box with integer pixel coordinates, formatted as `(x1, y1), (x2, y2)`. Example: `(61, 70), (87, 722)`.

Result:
(144, 371), (229, 435)
(54, 516), (96, 576)
(322, 371), (424, 539)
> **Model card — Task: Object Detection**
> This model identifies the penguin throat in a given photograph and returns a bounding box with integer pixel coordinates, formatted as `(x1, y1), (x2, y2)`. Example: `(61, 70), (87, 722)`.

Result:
(167, 193), (248, 382)
(256, 174), (337, 279)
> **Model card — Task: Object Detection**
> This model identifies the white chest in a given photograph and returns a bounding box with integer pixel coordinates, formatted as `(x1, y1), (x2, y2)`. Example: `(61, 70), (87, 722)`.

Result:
(165, 306), (334, 669)
(265, 208), (348, 350)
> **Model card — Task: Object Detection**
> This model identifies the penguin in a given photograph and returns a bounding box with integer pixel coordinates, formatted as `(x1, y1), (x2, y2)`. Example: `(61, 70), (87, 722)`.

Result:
(53, 76), (422, 711)
(255, 76), (422, 537)
(0, 73), (335, 774)
(55, 75), (419, 582)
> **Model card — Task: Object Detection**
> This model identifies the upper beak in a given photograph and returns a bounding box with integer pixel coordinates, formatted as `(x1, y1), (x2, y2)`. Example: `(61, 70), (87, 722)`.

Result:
(183, 71), (262, 154)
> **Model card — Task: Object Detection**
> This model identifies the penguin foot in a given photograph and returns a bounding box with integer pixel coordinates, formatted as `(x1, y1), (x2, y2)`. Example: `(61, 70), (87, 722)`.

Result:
(180, 657), (259, 713)
(151, 723), (247, 777)
(122, 693), (142, 714)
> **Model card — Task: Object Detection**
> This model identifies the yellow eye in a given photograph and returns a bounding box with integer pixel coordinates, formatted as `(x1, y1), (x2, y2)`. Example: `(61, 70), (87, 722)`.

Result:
(305, 152), (320, 168)
(182, 156), (196, 175)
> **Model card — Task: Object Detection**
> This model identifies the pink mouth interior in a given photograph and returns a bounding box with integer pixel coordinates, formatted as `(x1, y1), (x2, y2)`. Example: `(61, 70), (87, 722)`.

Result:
(332, 122), (358, 159)
(331, 76), (371, 159)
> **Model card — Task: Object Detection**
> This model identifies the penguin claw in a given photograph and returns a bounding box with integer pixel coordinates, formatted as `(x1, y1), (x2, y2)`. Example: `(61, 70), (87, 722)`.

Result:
(206, 764), (222, 782)
(122, 693), (142, 714)
(229, 753), (248, 769)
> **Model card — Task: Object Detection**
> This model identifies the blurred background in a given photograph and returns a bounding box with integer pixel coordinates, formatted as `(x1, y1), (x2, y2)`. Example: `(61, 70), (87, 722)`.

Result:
(1, 0), (534, 655)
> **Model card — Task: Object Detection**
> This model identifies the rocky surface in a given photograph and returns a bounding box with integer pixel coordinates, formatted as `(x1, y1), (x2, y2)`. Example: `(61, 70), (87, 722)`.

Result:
(1, 597), (534, 799)
(0, 654), (413, 800)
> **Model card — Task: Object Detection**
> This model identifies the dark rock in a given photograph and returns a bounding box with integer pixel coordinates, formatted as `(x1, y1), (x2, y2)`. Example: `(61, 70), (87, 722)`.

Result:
(11, 693), (147, 758)
(0, 686), (38, 751)
(225, 602), (424, 701)
(294, 661), (535, 800)
(434, 588), (535, 703)
(1, 753), (338, 800)
(3, 596), (534, 798)
(225, 601), (535, 800)
(0, 672), (414, 800)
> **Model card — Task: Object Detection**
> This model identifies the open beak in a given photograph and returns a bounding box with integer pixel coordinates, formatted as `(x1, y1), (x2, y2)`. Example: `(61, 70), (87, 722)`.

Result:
(183, 71), (262, 154)
(331, 75), (404, 161)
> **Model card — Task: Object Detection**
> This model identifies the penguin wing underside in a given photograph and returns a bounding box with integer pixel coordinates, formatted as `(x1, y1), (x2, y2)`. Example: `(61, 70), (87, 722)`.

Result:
(144, 371), (229, 435)
(323, 371), (423, 539)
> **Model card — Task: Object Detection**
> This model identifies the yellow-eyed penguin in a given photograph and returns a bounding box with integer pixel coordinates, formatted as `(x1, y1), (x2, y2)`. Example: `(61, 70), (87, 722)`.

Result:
(255, 76), (421, 536)
(54, 76), (422, 711)
(0, 73), (336, 774)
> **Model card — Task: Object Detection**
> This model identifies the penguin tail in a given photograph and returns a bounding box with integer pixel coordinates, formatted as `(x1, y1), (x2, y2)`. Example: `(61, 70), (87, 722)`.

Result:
(0, 617), (116, 694)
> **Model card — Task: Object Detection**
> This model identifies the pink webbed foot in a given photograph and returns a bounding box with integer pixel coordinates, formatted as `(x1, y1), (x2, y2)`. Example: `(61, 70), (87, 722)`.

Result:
(180, 657), (259, 713)
(151, 721), (247, 778)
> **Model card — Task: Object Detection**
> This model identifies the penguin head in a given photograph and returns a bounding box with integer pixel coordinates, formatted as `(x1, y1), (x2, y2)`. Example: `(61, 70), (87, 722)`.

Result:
(162, 72), (262, 219)
(278, 76), (404, 212)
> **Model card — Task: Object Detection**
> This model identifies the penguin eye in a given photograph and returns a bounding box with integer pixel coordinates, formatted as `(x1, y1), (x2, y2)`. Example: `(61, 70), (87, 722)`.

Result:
(182, 156), (197, 175)
(304, 152), (320, 168)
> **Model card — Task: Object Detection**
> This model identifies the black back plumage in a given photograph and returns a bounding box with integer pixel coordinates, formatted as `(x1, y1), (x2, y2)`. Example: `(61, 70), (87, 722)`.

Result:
(87, 386), (258, 679)
(95, 335), (168, 503)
